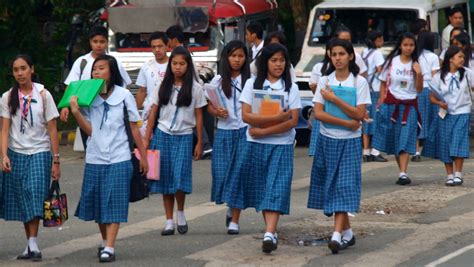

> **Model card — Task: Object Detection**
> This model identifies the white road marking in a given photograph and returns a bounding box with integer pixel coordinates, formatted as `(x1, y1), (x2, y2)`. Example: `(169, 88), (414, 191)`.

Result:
(425, 244), (474, 267)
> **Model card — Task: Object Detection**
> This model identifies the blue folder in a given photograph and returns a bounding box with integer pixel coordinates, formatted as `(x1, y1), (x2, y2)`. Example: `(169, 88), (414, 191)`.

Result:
(323, 85), (357, 130)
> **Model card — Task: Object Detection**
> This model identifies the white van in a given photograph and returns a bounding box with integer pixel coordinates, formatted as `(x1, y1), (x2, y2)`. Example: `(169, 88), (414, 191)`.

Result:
(294, 0), (471, 135)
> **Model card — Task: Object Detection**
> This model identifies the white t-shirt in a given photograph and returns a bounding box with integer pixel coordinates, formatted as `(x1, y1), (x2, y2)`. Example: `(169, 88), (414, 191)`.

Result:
(313, 72), (371, 139)
(441, 24), (454, 50)
(1, 83), (59, 154)
(152, 82), (207, 135)
(239, 77), (302, 145)
(355, 52), (368, 74)
(361, 48), (385, 92)
(136, 59), (168, 98)
(81, 86), (139, 164)
(379, 56), (417, 100)
(419, 50), (440, 88)
(309, 62), (324, 86)
(64, 52), (132, 87)
(206, 74), (246, 130)
(429, 68), (473, 115)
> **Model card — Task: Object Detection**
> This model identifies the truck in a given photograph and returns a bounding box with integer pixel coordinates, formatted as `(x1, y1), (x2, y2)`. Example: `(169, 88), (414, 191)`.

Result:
(294, 0), (472, 133)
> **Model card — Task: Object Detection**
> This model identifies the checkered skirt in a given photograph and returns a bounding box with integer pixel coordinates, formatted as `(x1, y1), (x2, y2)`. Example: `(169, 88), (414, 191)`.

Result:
(421, 106), (441, 159)
(437, 113), (471, 163)
(244, 142), (294, 215)
(362, 91), (380, 135)
(308, 118), (321, 156)
(75, 160), (132, 223)
(211, 127), (250, 209)
(148, 129), (193, 194)
(307, 134), (362, 216)
(372, 103), (418, 155)
(1, 149), (51, 222)
(417, 87), (433, 139)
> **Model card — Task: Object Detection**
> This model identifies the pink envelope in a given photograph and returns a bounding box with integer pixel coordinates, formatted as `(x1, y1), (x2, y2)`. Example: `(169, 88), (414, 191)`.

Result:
(134, 149), (160, 180)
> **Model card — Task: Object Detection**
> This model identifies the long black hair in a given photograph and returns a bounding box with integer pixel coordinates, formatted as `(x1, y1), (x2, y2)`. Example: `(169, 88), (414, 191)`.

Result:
(9, 54), (40, 116)
(325, 39), (360, 77)
(366, 30), (383, 49)
(382, 32), (419, 71)
(453, 32), (472, 67)
(440, 45), (466, 84)
(254, 43), (292, 91)
(417, 31), (435, 54)
(91, 54), (123, 92)
(219, 40), (250, 98)
(158, 46), (196, 107)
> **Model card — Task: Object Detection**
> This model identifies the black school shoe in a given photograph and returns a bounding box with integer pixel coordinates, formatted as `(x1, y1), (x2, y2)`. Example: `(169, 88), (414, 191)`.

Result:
(177, 223), (188, 234)
(328, 240), (341, 254)
(30, 251), (42, 262)
(99, 251), (115, 263)
(411, 155), (421, 162)
(396, 176), (411, 185)
(371, 154), (388, 162)
(341, 236), (356, 249)
(17, 247), (31, 260)
(363, 155), (372, 162)
(262, 238), (278, 254)
(161, 228), (175, 236)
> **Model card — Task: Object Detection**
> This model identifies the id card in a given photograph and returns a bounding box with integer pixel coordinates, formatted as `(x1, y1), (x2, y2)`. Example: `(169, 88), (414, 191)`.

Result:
(438, 108), (447, 119)
(400, 80), (408, 90)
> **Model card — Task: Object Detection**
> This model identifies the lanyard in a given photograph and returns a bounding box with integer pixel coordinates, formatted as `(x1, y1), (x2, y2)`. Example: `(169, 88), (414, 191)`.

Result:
(169, 86), (181, 131)
(19, 89), (34, 134)
(231, 79), (240, 117)
(99, 102), (110, 130)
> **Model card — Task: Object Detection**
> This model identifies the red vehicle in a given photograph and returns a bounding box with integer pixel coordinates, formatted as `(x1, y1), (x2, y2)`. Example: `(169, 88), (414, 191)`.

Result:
(103, 0), (279, 83)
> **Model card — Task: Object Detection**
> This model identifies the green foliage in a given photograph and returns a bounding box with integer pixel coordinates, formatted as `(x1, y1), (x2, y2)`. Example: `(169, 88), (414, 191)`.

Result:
(0, 0), (103, 130)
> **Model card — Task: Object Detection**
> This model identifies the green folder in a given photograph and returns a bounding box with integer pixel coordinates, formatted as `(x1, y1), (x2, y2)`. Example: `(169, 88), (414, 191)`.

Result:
(57, 79), (106, 108)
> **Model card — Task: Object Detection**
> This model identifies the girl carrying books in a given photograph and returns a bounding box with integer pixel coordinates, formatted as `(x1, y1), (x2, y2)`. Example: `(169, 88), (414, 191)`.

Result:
(424, 45), (472, 186)
(412, 31), (440, 162)
(361, 30), (387, 162)
(71, 54), (148, 263)
(239, 43), (301, 254)
(207, 40), (251, 235)
(143, 46), (207, 236)
(1, 55), (60, 261)
(307, 39), (371, 254)
(372, 32), (423, 185)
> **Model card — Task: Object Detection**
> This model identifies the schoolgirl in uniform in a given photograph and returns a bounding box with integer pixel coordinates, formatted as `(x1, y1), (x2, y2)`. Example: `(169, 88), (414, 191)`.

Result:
(307, 39), (336, 157)
(452, 32), (474, 68)
(1, 55), (60, 261)
(361, 30), (387, 162)
(372, 32), (423, 185)
(71, 55), (148, 263)
(439, 27), (464, 62)
(307, 39), (371, 254)
(239, 43), (301, 254)
(412, 32), (440, 162)
(207, 40), (251, 234)
(425, 46), (472, 186)
(143, 46), (207, 236)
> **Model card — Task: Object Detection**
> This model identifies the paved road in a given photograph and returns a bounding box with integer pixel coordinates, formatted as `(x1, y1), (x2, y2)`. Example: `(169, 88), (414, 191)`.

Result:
(0, 145), (473, 266)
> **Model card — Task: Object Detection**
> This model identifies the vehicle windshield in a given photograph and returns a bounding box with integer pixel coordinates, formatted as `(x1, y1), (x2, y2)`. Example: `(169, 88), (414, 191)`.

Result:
(309, 8), (418, 45)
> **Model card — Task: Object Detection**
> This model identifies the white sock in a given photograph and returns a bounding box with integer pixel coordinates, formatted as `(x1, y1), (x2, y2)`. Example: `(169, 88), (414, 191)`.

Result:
(447, 174), (454, 180)
(331, 232), (342, 244)
(22, 243), (29, 255)
(415, 151), (420, 156)
(263, 232), (276, 243)
(228, 222), (239, 231)
(455, 172), (462, 178)
(102, 246), (114, 257)
(28, 237), (40, 252)
(177, 211), (187, 226)
(371, 148), (380, 156)
(226, 207), (232, 217)
(342, 228), (353, 241)
(363, 149), (371, 155)
(399, 172), (408, 178)
(165, 219), (174, 230)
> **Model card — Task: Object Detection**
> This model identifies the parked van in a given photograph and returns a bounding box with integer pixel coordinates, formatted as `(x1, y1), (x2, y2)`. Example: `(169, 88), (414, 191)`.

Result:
(294, 0), (471, 135)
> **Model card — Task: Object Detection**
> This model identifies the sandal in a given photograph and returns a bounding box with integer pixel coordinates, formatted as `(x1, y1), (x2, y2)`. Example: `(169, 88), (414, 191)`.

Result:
(99, 251), (115, 263)
(453, 177), (463, 186)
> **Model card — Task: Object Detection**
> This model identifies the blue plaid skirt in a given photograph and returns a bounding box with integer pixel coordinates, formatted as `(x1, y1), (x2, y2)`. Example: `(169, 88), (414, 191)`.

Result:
(211, 127), (250, 209)
(75, 160), (132, 223)
(417, 87), (433, 139)
(437, 114), (470, 163)
(362, 91), (380, 135)
(422, 106), (441, 159)
(307, 134), (362, 216)
(308, 118), (321, 156)
(149, 129), (193, 194)
(372, 103), (418, 155)
(244, 142), (294, 215)
(1, 149), (51, 222)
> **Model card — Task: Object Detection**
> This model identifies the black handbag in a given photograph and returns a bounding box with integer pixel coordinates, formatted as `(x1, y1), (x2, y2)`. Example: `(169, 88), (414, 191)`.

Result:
(123, 102), (149, 202)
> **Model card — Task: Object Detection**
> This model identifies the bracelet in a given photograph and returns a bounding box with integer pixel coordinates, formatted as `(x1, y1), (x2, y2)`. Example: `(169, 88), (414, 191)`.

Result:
(53, 153), (60, 157)
(53, 161), (60, 165)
